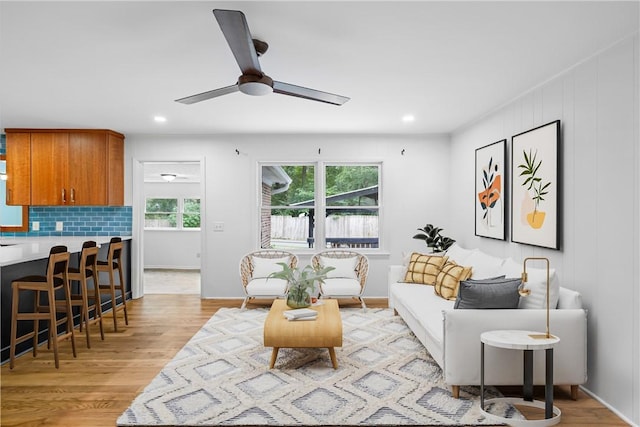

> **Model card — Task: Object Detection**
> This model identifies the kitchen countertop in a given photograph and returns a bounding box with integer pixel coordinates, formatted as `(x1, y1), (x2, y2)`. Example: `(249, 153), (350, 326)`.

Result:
(0, 236), (132, 267)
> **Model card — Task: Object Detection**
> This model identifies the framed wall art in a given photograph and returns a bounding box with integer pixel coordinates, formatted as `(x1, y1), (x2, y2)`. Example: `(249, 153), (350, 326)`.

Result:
(511, 120), (560, 249)
(475, 139), (506, 240)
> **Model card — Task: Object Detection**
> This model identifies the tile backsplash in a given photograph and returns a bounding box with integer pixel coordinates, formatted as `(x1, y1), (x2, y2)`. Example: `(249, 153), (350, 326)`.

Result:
(1, 205), (132, 237)
(0, 134), (6, 155)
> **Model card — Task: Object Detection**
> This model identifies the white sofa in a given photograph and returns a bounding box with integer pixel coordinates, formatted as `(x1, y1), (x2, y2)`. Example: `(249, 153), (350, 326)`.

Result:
(388, 245), (587, 399)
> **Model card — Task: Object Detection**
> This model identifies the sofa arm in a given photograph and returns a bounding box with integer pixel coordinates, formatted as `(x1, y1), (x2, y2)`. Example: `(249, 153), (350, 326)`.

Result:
(388, 265), (406, 308)
(442, 308), (587, 387)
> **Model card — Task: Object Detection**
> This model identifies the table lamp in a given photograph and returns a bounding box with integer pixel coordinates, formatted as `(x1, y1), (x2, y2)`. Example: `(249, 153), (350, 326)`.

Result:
(521, 257), (554, 339)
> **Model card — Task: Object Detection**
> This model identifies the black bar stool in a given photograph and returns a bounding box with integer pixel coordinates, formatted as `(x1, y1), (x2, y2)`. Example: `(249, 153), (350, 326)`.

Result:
(9, 246), (77, 369)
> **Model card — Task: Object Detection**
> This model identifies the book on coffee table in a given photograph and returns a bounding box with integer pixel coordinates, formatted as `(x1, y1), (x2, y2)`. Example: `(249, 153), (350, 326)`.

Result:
(283, 308), (318, 320)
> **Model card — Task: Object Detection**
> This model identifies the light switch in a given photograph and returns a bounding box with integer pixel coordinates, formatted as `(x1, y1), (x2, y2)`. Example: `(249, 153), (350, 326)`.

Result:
(55, 221), (63, 231)
(213, 222), (224, 232)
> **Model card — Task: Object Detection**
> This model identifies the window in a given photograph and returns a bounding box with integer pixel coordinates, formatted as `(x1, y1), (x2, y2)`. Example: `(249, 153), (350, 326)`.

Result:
(145, 197), (200, 229)
(260, 163), (380, 250)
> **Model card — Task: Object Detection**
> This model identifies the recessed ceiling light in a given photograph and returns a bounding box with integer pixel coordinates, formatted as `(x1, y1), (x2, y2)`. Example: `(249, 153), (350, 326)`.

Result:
(154, 116), (167, 123)
(402, 114), (415, 123)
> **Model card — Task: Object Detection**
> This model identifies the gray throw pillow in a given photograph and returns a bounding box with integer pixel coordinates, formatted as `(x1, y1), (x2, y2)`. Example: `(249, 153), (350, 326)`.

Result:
(454, 277), (521, 309)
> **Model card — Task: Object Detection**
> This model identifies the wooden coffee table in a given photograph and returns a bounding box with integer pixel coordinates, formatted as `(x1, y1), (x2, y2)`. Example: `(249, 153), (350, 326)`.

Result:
(263, 299), (342, 369)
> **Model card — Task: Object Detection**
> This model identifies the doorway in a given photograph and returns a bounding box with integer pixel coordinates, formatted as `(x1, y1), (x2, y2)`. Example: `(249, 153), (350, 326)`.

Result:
(141, 161), (203, 295)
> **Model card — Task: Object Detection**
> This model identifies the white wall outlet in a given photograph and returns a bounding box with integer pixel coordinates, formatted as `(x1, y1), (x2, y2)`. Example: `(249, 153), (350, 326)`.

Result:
(32, 221), (40, 231)
(213, 222), (224, 232)
(55, 221), (63, 231)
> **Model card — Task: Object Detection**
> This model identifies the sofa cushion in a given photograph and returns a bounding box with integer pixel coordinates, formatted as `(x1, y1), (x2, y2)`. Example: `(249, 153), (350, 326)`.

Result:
(251, 256), (290, 278)
(319, 255), (358, 279)
(499, 257), (560, 309)
(434, 261), (472, 300)
(404, 253), (448, 285)
(391, 282), (453, 344)
(454, 277), (522, 309)
(445, 243), (475, 265)
(465, 250), (504, 279)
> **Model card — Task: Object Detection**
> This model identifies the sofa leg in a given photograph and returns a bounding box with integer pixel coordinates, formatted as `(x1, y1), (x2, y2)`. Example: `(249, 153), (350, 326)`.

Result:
(451, 385), (460, 399)
(393, 308), (398, 316)
(571, 385), (579, 400)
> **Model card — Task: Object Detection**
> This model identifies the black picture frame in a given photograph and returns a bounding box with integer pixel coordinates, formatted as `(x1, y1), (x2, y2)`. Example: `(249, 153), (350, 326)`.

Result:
(475, 139), (507, 240)
(510, 120), (561, 250)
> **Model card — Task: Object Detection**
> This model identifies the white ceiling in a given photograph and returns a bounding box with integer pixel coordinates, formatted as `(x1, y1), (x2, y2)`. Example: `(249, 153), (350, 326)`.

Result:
(0, 1), (638, 135)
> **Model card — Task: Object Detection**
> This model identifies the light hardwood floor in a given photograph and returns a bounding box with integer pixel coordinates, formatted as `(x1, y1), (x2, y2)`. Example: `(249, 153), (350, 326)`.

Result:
(0, 295), (628, 426)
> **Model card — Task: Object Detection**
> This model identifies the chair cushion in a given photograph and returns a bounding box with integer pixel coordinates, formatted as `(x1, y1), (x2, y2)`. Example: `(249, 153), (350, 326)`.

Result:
(251, 256), (290, 278)
(320, 278), (361, 296)
(319, 256), (358, 279)
(245, 278), (288, 296)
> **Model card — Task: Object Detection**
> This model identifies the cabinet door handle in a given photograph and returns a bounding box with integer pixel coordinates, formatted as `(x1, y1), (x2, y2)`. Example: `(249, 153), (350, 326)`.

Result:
(62, 188), (66, 204)
(71, 188), (75, 204)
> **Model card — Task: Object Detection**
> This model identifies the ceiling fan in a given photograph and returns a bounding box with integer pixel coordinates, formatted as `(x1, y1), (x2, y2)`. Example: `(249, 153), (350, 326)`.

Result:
(175, 9), (349, 106)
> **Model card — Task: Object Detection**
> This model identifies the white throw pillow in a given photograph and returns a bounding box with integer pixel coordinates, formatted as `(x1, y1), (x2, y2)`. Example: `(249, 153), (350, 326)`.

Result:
(320, 255), (358, 279)
(499, 257), (559, 309)
(251, 256), (290, 278)
(465, 250), (504, 279)
(445, 243), (475, 265)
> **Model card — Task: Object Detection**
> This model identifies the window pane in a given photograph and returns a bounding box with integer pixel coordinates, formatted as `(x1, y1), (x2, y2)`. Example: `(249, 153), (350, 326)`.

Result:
(146, 198), (177, 213)
(182, 214), (200, 228)
(261, 165), (316, 249)
(325, 165), (379, 206)
(325, 208), (379, 249)
(184, 198), (200, 213)
(145, 213), (177, 228)
(261, 208), (315, 249)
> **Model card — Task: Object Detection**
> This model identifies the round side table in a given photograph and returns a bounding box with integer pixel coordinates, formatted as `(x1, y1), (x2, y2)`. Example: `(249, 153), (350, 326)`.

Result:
(480, 330), (562, 427)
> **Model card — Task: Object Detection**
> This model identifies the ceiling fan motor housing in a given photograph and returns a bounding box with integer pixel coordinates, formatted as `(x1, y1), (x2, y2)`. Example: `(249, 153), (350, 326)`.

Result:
(238, 74), (273, 96)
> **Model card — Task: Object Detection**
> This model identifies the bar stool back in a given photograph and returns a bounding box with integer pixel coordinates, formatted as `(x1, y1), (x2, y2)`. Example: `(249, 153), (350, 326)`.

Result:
(68, 241), (104, 347)
(9, 246), (77, 369)
(97, 237), (128, 331)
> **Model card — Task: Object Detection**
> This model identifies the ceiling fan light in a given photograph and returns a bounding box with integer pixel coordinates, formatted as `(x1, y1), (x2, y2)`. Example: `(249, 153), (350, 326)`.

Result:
(238, 74), (274, 96)
(161, 173), (177, 182)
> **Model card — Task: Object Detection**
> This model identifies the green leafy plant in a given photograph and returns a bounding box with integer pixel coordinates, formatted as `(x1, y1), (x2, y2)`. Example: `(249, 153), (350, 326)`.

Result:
(269, 263), (335, 307)
(518, 149), (551, 215)
(412, 223), (456, 252)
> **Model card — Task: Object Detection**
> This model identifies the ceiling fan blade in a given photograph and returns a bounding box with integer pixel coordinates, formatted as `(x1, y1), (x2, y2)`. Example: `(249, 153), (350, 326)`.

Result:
(213, 9), (261, 75)
(175, 84), (239, 104)
(273, 81), (350, 106)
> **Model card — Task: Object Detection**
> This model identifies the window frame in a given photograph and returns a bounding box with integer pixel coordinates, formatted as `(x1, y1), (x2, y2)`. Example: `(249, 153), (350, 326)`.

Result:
(258, 161), (382, 252)
(144, 196), (201, 231)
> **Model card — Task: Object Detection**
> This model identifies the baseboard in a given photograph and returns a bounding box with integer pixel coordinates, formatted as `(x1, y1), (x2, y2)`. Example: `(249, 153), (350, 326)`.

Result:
(144, 266), (200, 271)
(579, 385), (638, 427)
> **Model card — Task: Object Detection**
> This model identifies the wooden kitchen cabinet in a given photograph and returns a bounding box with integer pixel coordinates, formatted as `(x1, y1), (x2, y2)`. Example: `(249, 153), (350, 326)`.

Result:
(4, 129), (125, 206)
(5, 132), (31, 206)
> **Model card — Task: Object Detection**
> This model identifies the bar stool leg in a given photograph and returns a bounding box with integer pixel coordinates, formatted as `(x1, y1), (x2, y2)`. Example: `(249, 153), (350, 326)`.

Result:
(63, 278), (77, 359)
(117, 264), (128, 325)
(109, 268), (119, 331)
(48, 287), (60, 369)
(10, 284), (20, 369)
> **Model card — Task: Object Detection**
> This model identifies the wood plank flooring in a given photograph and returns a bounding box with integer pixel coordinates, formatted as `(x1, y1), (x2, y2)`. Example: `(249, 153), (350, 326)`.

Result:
(0, 295), (627, 426)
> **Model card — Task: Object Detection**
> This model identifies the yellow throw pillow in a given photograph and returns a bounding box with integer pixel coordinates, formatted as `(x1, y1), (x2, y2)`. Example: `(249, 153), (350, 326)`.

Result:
(404, 253), (448, 285)
(435, 261), (473, 300)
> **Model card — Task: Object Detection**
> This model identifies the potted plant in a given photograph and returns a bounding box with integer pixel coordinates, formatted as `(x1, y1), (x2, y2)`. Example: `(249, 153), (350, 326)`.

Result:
(270, 263), (335, 309)
(412, 223), (456, 253)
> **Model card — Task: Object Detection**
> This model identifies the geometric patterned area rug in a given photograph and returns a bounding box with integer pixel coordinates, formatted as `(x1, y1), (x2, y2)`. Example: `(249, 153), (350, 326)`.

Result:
(117, 307), (521, 426)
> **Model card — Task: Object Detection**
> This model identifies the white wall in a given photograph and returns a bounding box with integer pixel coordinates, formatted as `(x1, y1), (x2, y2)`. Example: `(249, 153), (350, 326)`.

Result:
(449, 34), (639, 425)
(126, 133), (452, 299)
(143, 181), (201, 269)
